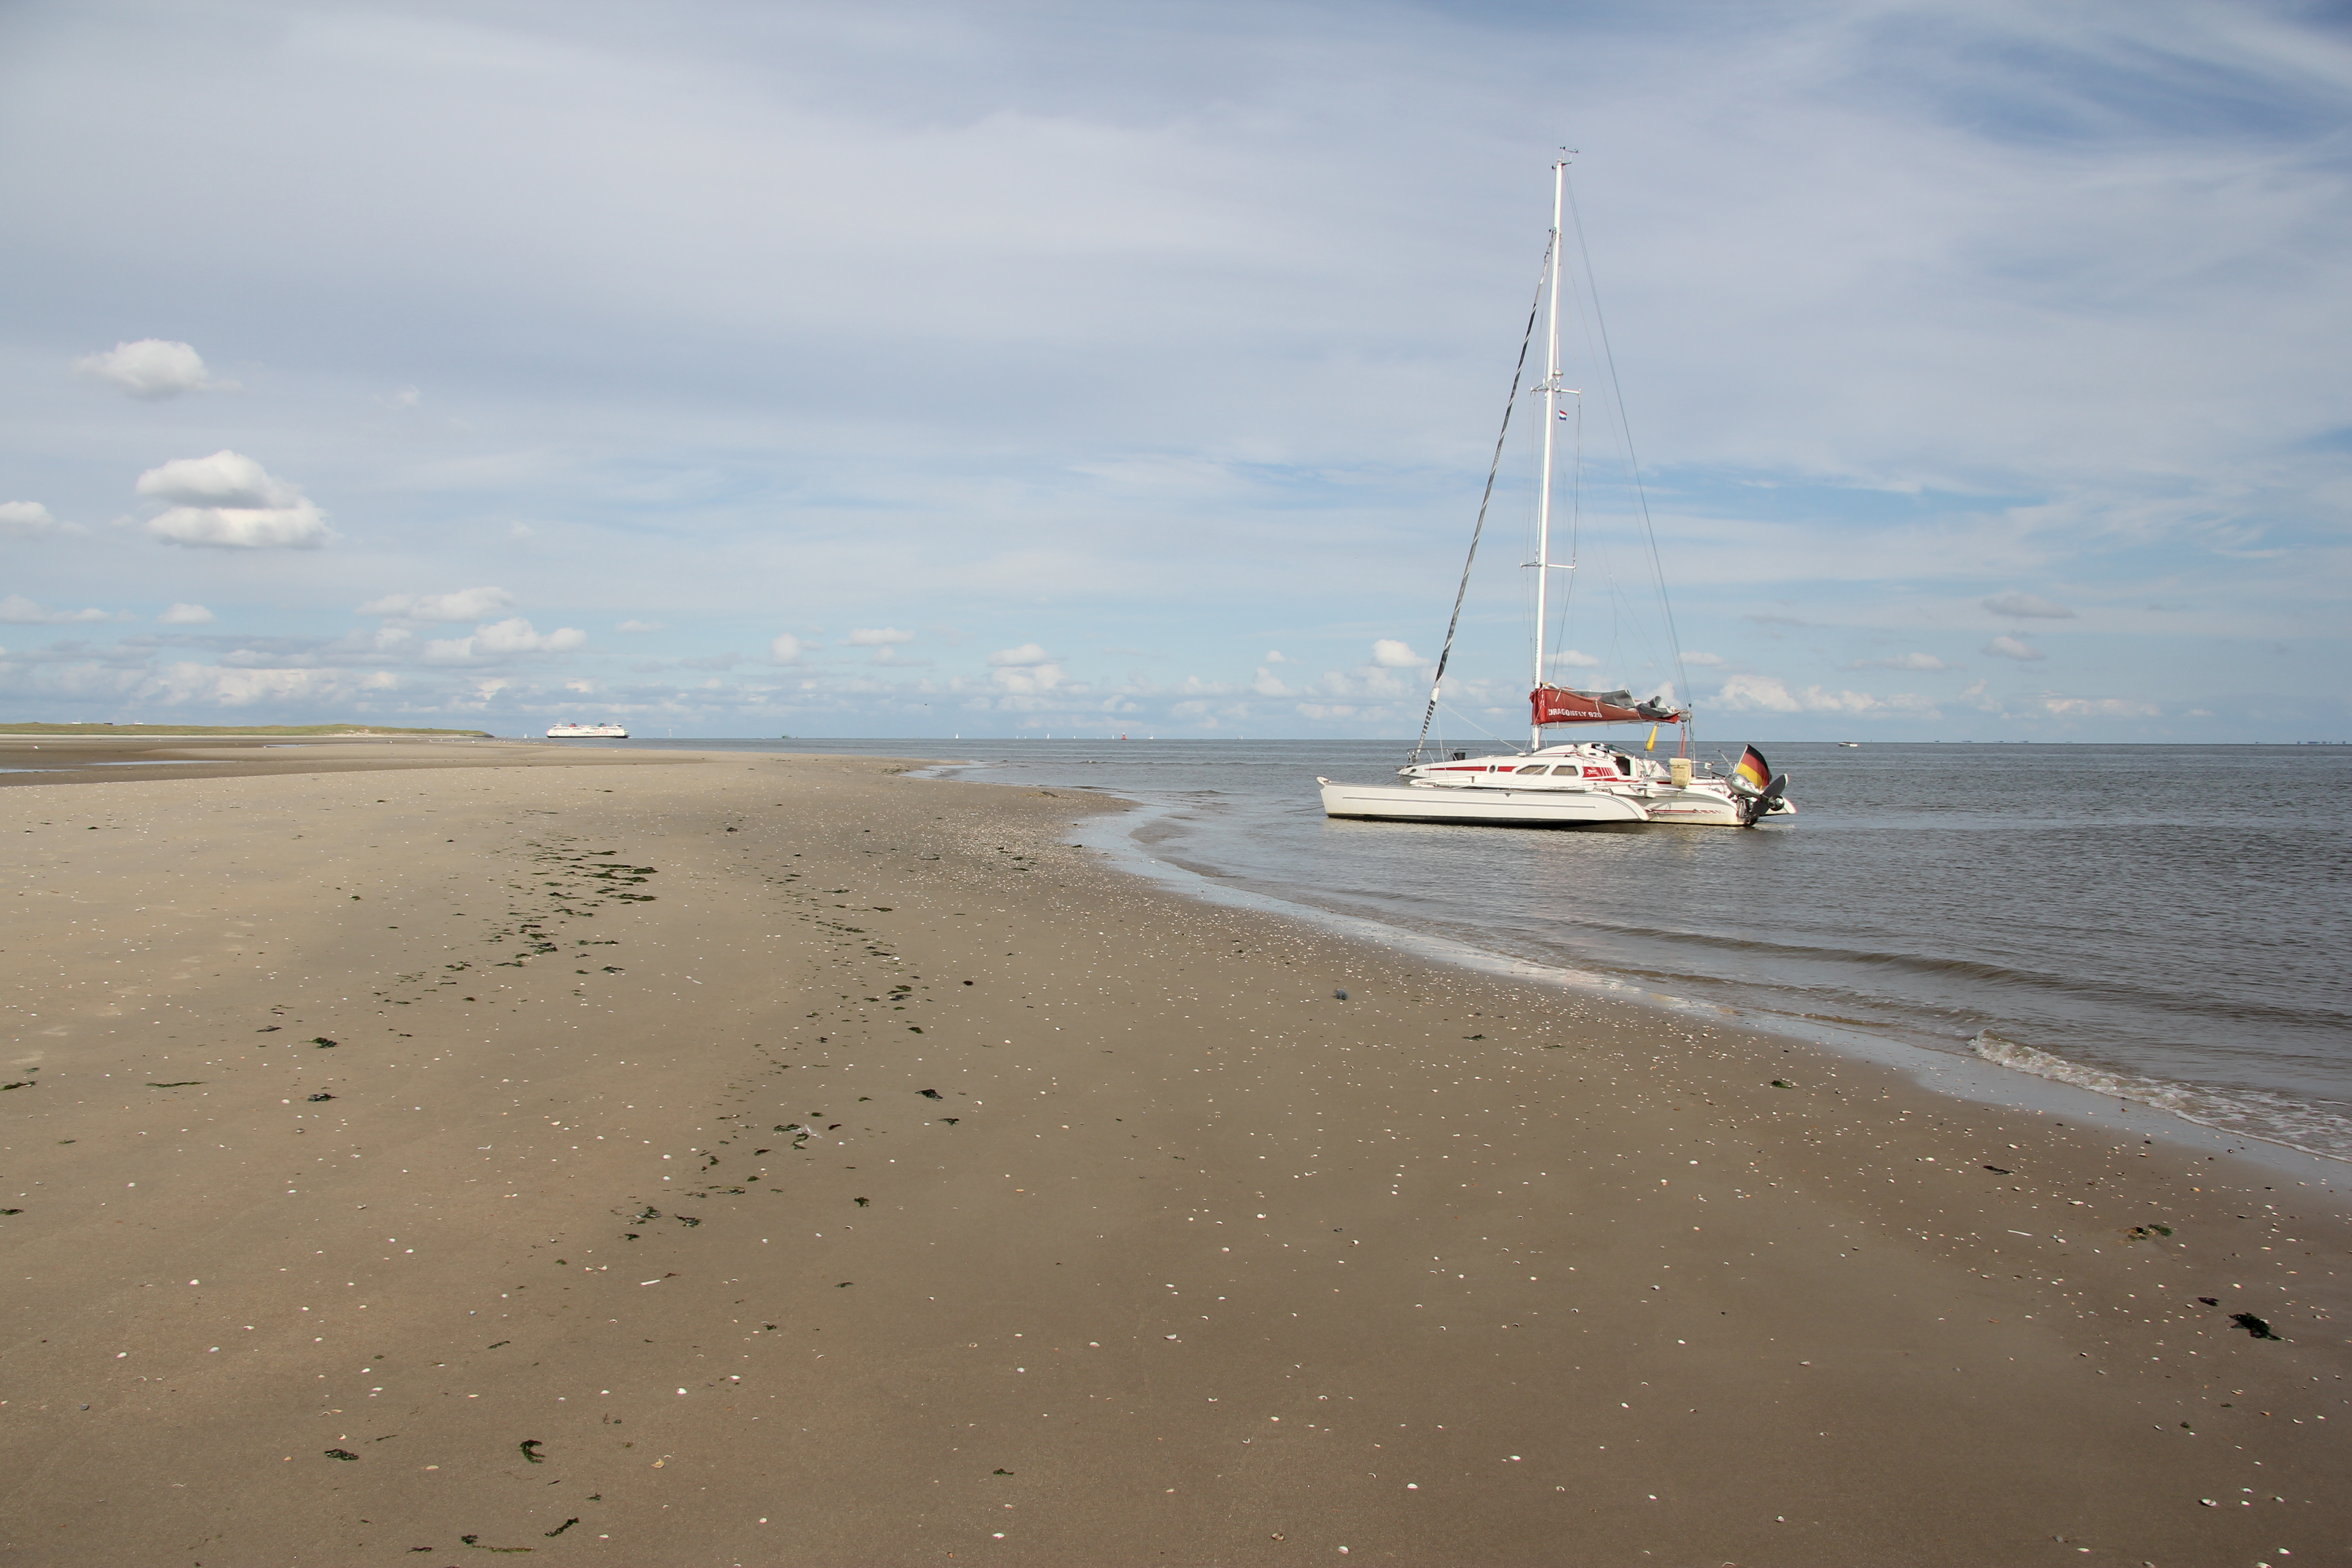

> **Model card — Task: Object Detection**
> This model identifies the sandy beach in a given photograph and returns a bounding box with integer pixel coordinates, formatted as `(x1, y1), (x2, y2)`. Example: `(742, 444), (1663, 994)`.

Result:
(2, 745), (2344, 1566)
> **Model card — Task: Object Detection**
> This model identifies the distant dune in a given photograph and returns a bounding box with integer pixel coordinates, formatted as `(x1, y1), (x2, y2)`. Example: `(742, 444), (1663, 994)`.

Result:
(0, 721), (493, 737)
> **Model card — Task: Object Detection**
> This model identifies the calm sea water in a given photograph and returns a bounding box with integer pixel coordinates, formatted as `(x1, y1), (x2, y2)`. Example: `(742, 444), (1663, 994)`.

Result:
(549, 735), (2352, 1160)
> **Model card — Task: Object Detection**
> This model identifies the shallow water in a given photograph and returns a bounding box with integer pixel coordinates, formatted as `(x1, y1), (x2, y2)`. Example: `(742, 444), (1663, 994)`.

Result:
(552, 735), (2352, 1159)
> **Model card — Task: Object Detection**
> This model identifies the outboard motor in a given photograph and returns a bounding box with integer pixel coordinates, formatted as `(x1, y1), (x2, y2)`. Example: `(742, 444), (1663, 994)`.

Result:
(1741, 772), (1789, 826)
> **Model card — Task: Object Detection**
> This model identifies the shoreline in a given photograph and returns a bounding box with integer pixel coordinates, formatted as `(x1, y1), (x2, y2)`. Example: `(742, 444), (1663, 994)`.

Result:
(2, 750), (2345, 1564)
(944, 759), (2352, 1180)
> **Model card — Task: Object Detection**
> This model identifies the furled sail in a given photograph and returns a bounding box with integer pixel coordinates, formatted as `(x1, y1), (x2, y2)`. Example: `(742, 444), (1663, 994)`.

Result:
(1530, 685), (1685, 726)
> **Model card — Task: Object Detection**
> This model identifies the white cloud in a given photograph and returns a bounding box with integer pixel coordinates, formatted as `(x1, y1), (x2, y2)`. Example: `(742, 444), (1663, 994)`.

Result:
(360, 586), (515, 622)
(1716, 673), (1802, 712)
(1680, 651), (1725, 667)
(4, 5), (2344, 740)
(158, 603), (215, 625)
(0, 594), (120, 625)
(770, 633), (805, 664)
(477, 618), (584, 654)
(1848, 652), (1958, 671)
(2040, 694), (2159, 718)
(1550, 648), (1602, 669)
(1983, 592), (2076, 619)
(987, 642), (1054, 667)
(1714, 671), (1934, 715)
(1983, 635), (2045, 661)
(142, 662), (393, 707)
(136, 451), (325, 549)
(425, 617), (587, 661)
(1303, 663), (1414, 701)
(1370, 639), (1426, 667)
(1792, 686), (1936, 716)
(74, 339), (230, 399)
(991, 660), (1066, 694)
(0, 501), (57, 537)
(845, 627), (916, 646)
(1251, 665), (1292, 696)
(616, 619), (666, 633)
(1264, 650), (1288, 663)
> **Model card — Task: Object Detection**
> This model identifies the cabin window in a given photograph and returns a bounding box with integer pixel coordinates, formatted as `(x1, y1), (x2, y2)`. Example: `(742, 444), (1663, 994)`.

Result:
(1515, 764), (1552, 775)
(1614, 755), (1634, 776)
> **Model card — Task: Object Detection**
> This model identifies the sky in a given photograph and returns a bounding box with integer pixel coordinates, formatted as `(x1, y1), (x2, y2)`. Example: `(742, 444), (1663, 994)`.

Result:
(2, 0), (2347, 742)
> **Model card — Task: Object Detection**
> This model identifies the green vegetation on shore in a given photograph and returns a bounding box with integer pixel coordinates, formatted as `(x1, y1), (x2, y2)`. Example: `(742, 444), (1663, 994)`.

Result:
(0, 722), (495, 738)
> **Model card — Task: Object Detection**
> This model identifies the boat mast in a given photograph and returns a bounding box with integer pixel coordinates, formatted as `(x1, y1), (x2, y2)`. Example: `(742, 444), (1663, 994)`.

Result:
(1532, 157), (1566, 752)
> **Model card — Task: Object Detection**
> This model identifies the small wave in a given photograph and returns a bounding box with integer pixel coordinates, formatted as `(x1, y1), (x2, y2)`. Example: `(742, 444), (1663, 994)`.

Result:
(1971, 1032), (2352, 1163)
(1535, 919), (2342, 1033)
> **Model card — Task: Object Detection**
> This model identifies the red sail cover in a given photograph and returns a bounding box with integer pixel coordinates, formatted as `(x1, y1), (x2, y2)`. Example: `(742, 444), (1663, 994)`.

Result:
(1530, 686), (1686, 726)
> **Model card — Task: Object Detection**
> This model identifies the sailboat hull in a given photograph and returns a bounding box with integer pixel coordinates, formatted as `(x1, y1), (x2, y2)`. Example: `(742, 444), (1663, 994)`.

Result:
(1318, 779), (1648, 828)
(1634, 787), (1752, 827)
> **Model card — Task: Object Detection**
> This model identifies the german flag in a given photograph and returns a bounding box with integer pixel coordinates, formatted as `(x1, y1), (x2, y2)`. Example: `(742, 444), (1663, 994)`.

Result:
(1734, 745), (1771, 792)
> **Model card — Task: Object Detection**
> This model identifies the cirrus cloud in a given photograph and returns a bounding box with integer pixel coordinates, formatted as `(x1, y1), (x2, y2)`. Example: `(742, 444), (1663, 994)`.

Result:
(1983, 635), (2046, 661)
(1983, 592), (2076, 619)
(0, 594), (122, 625)
(845, 627), (916, 646)
(157, 603), (215, 625)
(135, 451), (326, 549)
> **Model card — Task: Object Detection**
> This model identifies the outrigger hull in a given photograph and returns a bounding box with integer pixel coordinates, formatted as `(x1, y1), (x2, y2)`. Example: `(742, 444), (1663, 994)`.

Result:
(1318, 778), (1648, 828)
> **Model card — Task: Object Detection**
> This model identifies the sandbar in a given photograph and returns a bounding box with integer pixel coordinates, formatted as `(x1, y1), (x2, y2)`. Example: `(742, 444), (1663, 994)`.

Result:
(1, 749), (2344, 1565)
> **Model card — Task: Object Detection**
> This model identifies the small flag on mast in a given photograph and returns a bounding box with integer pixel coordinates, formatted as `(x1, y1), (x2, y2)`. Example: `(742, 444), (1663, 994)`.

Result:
(1644, 725), (1657, 752)
(1734, 745), (1771, 792)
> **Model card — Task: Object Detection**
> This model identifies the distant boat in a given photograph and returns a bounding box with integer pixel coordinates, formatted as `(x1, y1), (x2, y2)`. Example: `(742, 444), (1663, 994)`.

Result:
(1838, 741), (1861, 748)
(546, 721), (627, 738)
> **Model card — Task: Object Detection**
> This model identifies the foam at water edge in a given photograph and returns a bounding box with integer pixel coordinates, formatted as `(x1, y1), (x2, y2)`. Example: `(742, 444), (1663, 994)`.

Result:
(1971, 1032), (2352, 1164)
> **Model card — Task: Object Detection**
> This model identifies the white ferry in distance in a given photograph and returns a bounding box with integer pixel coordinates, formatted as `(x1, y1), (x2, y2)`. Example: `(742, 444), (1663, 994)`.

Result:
(545, 721), (628, 739)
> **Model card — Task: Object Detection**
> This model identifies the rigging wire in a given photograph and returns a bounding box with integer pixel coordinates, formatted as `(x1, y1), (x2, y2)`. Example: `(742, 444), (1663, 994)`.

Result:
(1563, 170), (1693, 738)
(1413, 237), (1553, 758)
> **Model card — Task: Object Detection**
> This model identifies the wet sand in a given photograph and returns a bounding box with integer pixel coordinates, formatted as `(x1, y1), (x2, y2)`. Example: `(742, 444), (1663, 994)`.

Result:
(1, 750), (2345, 1566)
(0, 734), (683, 789)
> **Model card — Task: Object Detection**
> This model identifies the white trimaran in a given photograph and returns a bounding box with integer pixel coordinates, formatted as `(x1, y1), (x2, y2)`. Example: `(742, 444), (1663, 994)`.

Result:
(1319, 158), (1792, 830)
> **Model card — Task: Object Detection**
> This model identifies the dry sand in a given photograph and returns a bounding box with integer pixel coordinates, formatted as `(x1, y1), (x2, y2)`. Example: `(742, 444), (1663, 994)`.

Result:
(1, 747), (2344, 1566)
